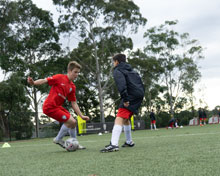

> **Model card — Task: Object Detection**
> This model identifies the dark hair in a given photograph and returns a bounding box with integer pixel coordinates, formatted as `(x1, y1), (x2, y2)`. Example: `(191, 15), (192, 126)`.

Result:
(113, 54), (126, 63)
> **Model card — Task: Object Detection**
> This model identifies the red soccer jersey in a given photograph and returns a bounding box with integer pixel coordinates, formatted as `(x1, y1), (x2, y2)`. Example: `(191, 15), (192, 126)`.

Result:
(43, 74), (76, 109)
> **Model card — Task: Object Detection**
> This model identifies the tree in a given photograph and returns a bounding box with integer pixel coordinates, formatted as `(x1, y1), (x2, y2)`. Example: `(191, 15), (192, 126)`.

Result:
(53, 0), (147, 122)
(0, 73), (33, 140)
(0, 0), (61, 137)
(143, 20), (203, 116)
(128, 49), (164, 115)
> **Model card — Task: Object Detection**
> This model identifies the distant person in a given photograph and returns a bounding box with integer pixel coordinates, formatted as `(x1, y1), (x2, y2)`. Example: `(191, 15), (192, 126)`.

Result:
(198, 108), (203, 126)
(27, 61), (89, 150)
(150, 109), (157, 130)
(100, 54), (144, 152)
(202, 109), (207, 125)
(167, 118), (179, 129)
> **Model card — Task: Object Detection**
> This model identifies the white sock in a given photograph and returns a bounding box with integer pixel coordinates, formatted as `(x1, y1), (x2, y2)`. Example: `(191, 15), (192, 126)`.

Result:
(56, 124), (69, 140)
(154, 124), (157, 129)
(150, 124), (153, 130)
(124, 125), (132, 144)
(111, 125), (122, 146)
(69, 127), (77, 139)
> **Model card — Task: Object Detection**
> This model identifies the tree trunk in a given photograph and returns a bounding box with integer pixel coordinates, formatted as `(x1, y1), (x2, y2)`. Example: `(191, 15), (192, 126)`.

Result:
(166, 74), (174, 117)
(33, 87), (39, 138)
(99, 89), (105, 123)
(0, 114), (6, 137)
(95, 55), (105, 123)
(92, 32), (105, 123)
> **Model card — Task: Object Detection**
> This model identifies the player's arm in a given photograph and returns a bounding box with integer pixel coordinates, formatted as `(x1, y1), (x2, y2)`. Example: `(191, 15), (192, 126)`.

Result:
(71, 101), (90, 121)
(27, 76), (48, 86)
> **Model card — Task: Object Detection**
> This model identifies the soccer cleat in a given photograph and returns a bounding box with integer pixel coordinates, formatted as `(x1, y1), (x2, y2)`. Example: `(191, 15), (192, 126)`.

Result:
(100, 144), (119, 153)
(121, 141), (135, 147)
(77, 144), (86, 150)
(53, 137), (65, 149)
(105, 142), (111, 147)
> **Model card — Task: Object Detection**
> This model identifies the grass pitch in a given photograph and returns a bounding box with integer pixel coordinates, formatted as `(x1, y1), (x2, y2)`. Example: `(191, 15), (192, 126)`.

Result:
(1, 125), (220, 176)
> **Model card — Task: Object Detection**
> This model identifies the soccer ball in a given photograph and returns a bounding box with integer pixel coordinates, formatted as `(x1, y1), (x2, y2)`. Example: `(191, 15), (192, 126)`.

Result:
(64, 138), (79, 152)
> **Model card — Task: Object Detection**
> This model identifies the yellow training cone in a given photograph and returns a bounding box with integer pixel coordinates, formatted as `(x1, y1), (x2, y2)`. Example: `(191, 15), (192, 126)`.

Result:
(2, 142), (11, 148)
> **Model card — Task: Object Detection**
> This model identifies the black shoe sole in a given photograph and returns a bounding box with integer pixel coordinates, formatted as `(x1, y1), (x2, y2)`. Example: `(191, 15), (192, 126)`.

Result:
(55, 143), (65, 149)
(100, 149), (119, 153)
(122, 143), (135, 147)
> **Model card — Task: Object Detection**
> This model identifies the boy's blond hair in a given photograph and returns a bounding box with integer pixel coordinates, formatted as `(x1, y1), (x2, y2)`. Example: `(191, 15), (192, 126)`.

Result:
(67, 61), (81, 71)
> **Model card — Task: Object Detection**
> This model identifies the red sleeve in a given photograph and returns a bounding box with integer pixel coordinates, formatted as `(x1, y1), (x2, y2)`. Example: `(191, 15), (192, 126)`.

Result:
(46, 74), (62, 86)
(67, 85), (77, 102)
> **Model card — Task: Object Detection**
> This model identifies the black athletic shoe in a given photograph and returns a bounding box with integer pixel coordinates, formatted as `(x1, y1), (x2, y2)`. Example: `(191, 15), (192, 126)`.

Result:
(121, 141), (135, 147)
(100, 144), (119, 153)
(105, 142), (111, 147)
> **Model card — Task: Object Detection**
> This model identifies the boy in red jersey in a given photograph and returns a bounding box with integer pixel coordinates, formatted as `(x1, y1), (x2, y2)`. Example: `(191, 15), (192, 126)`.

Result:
(27, 61), (89, 150)
(100, 54), (145, 152)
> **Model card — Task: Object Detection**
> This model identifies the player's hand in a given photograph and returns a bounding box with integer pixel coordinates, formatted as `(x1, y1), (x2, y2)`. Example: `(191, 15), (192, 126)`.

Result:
(27, 76), (35, 85)
(124, 101), (129, 107)
(81, 115), (90, 121)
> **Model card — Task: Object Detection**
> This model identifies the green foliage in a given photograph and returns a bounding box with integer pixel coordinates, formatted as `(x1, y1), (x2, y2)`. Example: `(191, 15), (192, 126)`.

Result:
(0, 128), (3, 141)
(0, 73), (33, 140)
(0, 1), (206, 130)
(53, 0), (147, 122)
(156, 111), (171, 127)
(129, 49), (164, 111)
(0, 0), (62, 137)
(142, 20), (203, 115)
(212, 106), (220, 116)
(9, 111), (33, 140)
(0, 0), (61, 73)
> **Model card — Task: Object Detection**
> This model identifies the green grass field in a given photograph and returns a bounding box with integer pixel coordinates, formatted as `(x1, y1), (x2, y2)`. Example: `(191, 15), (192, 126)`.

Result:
(1, 125), (220, 176)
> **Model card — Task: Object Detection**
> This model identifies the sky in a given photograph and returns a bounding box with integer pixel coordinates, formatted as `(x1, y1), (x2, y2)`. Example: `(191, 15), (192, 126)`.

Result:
(1, 0), (220, 110)
(132, 0), (220, 110)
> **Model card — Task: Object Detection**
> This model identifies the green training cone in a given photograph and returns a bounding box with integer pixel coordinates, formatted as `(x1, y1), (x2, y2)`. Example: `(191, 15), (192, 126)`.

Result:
(2, 142), (11, 148)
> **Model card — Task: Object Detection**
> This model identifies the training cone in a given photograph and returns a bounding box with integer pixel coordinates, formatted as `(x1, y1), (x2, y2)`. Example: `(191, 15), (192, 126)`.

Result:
(2, 142), (11, 148)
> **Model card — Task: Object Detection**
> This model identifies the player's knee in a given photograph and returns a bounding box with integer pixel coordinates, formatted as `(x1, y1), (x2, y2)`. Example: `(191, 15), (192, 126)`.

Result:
(65, 117), (76, 128)
(123, 119), (130, 125)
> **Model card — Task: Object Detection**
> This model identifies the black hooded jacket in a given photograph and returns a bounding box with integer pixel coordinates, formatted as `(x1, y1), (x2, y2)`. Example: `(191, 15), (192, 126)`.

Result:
(113, 62), (145, 114)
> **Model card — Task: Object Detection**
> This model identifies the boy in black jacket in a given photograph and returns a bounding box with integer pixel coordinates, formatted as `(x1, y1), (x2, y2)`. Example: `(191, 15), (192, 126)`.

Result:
(150, 109), (157, 130)
(101, 54), (145, 152)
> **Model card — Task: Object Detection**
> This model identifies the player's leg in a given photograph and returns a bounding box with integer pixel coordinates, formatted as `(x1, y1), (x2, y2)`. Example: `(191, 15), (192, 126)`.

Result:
(167, 122), (173, 129)
(67, 118), (86, 150)
(111, 116), (124, 146)
(101, 108), (133, 152)
(200, 118), (203, 126)
(153, 120), (157, 130)
(122, 119), (135, 147)
(203, 118), (206, 125)
(45, 107), (75, 148)
(100, 116), (123, 152)
(54, 115), (76, 147)
(150, 121), (153, 130)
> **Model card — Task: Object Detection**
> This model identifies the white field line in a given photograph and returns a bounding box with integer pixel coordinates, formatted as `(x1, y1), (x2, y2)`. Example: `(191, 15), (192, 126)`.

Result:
(1, 131), (220, 149)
